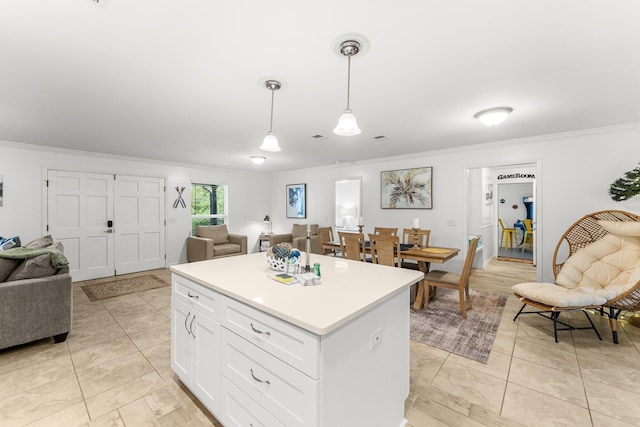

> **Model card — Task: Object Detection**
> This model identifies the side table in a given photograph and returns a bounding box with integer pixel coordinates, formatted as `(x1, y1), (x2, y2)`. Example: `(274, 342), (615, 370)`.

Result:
(258, 234), (271, 252)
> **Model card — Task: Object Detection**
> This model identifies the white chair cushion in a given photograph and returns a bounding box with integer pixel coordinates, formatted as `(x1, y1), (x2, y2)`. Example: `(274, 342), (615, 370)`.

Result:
(512, 282), (608, 307)
(599, 220), (640, 237)
(555, 233), (640, 290)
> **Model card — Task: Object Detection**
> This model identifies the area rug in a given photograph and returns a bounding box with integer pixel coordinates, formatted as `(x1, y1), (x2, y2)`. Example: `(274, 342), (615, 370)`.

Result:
(410, 289), (507, 364)
(81, 275), (168, 301)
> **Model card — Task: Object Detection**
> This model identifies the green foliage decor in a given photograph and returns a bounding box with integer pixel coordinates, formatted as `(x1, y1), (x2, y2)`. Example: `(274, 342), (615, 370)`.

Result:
(609, 162), (640, 202)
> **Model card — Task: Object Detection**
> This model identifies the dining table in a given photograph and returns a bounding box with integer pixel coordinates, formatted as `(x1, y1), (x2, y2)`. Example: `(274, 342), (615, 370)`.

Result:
(323, 239), (460, 309)
(400, 246), (460, 309)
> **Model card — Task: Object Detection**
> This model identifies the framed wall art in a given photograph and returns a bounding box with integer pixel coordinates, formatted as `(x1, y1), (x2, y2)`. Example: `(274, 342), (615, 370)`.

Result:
(381, 167), (432, 209)
(286, 183), (306, 218)
(485, 181), (494, 205)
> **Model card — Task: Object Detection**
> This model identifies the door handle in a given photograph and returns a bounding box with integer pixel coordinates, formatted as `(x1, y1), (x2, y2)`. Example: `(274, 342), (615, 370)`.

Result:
(189, 315), (196, 338)
(104, 229), (114, 233)
(184, 312), (191, 335)
(250, 323), (271, 336)
(250, 369), (271, 385)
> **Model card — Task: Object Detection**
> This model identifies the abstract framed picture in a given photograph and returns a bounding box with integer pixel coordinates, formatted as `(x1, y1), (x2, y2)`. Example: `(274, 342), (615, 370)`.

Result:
(286, 183), (306, 218)
(381, 167), (432, 209)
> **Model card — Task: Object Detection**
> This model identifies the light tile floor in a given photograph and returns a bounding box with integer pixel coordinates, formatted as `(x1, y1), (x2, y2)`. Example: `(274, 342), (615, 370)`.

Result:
(1, 261), (640, 426)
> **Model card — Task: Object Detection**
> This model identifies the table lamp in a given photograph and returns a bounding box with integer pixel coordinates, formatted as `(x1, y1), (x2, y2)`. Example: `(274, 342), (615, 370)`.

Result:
(263, 215), (272, 234)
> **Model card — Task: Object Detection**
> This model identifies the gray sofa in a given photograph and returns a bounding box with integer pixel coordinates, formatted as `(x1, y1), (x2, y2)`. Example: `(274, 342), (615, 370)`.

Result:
(0, 236), (72, 350)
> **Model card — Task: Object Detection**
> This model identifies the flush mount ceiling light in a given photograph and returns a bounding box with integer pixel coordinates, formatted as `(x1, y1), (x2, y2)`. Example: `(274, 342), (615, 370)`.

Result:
(474, 107), (513, 126)
(249, 156), (267, 164)
(260, 80), (282, 152)
(334, 40), (362, 136)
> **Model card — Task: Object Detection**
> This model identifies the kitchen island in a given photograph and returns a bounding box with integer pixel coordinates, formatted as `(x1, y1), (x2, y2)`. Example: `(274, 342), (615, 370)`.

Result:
(170, 252), (423, 427)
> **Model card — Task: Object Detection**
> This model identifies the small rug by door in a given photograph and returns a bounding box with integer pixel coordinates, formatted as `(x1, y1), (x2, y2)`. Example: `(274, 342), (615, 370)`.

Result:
(81, 275), (168, 301)
(410, 289), (507, 364)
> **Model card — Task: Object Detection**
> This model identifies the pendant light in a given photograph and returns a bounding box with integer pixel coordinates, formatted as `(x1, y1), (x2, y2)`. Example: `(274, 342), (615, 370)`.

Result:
(334, 40), (361, 136)
(260, 80), (282, 152)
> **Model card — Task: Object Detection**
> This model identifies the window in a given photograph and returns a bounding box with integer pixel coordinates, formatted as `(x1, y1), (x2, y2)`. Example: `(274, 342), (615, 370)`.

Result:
(191, 183), (227, 234)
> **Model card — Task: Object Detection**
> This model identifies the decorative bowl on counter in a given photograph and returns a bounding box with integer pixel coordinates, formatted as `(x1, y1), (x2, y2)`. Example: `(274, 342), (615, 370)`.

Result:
(266, 255), (287, 271)
(265, 243), (301, 272)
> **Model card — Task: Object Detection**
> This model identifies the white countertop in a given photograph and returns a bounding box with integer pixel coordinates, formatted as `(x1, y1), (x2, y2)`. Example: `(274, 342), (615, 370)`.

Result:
(170, 252), (424, 336)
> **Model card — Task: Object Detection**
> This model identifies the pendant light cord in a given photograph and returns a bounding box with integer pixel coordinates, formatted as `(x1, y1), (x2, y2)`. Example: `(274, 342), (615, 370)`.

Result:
(269, 87), (275, 132)
(346, 54), (351, 110)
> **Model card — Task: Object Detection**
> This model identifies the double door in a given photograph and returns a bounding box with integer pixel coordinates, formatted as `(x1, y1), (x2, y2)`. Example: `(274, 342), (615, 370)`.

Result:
(47, 170), (166, 281)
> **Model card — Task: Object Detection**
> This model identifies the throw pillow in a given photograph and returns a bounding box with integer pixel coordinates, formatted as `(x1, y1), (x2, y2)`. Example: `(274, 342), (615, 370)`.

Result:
(0, 236), (21, 251)
(6, 254), (58, 281)
(25, 235), (54, 249)
(0, 257), (21, 282)
(48, 241), (64, 252)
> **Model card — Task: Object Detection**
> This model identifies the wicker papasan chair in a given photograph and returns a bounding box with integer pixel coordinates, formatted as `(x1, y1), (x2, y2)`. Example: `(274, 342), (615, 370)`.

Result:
(512, 210), (640, 344)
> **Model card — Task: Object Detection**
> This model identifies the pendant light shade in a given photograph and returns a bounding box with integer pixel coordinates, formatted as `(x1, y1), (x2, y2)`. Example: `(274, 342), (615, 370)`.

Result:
(334, 109), (360, 136)
(260, 132), (280, 152)
(334, 40), (361, 136)
(260, 80), (282, 152)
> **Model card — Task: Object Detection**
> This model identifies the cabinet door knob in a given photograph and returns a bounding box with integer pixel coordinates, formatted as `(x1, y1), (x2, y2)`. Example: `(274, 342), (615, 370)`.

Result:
(250, 323), (271, 336)
(250, 369), (271, 385)
(187, 291), (199, 299)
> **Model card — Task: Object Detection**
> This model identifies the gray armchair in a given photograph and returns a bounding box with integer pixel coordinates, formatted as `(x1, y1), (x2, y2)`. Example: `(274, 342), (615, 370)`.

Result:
(268, 224), (321, 254)
(187, 224), (247, 262)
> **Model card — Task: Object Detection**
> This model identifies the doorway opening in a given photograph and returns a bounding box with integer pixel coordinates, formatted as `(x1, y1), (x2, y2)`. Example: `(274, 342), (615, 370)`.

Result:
(466, 162), (538, 273)
(497, 182), (534, 264)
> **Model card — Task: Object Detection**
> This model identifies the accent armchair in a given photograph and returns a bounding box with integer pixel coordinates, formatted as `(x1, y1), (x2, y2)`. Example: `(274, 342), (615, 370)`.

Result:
(268, 224), (321, 254)
(187, 225), (247, 262)
(512, 210), (640, 343)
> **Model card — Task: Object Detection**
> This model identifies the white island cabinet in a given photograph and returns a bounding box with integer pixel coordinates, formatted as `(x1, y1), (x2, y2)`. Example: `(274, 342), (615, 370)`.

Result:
(170, 252), (423, 427)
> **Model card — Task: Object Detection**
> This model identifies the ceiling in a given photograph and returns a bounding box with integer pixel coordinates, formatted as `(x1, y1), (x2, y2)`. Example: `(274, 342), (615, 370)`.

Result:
(1, 1), (639, 173)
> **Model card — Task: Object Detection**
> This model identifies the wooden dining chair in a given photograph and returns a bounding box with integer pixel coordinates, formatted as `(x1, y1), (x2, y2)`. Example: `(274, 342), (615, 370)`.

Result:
(401, 228), (431, 270)
(368, 234), (401, 267)
(317, 226), (337, 256)
(421, 235), (481, 318)
(373, 227), (398, 236)
(338, 231), (365, 261)
(402, 228), (430, 247)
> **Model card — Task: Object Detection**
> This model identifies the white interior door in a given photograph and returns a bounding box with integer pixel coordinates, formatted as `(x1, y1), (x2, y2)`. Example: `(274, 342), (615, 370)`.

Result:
(47, 170), (114, 281)
(114, 175), (166, 275)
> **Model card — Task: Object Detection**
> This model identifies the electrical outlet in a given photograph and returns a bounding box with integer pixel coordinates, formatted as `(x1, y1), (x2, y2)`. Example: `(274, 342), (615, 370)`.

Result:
(370, 327), (383, 350)
(448, 219), (456, 226)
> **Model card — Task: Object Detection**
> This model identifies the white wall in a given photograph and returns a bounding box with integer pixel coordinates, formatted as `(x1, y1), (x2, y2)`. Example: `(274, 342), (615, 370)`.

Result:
(496, 180), (534, 224)
(270, 123), (640, 282)
(0, 141), (271, 266)
(3, 122), (639, 281)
